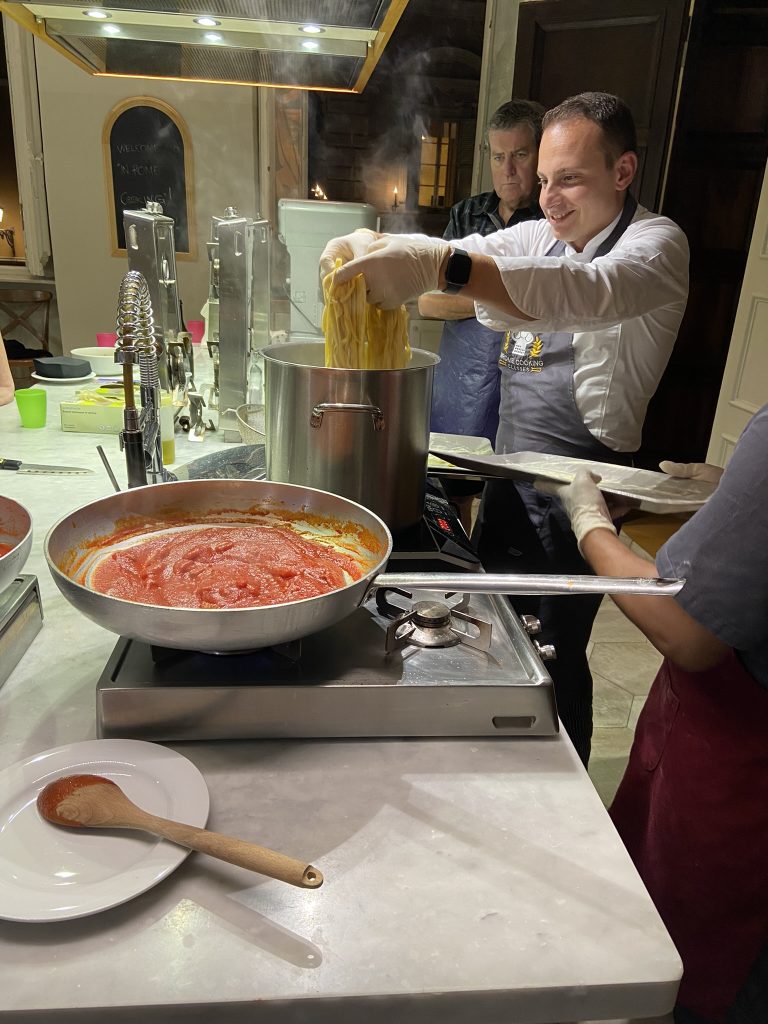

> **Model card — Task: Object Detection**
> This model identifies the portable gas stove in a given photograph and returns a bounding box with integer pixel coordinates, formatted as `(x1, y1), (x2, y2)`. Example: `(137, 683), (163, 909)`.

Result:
(96, 483), (558, 741)
(0, 575), (43, 690)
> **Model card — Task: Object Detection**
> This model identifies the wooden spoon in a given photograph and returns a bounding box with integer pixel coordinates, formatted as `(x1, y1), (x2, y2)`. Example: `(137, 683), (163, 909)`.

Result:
(37, 774), (323, 889)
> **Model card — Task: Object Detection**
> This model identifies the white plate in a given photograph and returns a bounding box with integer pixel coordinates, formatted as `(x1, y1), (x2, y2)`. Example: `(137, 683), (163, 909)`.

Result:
(0, 739), (209, 922)
(31, 371), (96, 384)
(427, 448), (718, 514)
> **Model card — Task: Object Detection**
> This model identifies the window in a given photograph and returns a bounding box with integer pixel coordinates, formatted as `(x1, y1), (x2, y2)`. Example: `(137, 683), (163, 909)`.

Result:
(417, 121), (457, 209)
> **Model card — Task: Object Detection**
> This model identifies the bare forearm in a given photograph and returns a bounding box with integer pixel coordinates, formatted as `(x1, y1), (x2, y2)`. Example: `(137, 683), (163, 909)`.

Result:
(417, 291), (476, 320)
(438, 251), (534, 322)
(580, 529), (730, 671)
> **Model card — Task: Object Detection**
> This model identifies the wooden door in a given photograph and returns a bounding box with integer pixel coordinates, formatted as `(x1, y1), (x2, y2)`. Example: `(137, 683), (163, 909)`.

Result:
(644, 0), (768, 465)
(512, 0), (768, 466)
(706, 160), (768, 466)
(512, 0), (687, 209)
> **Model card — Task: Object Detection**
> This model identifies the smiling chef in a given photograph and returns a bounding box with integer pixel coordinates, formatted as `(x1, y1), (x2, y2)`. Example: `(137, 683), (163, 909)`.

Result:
(320, 91), (690, 767)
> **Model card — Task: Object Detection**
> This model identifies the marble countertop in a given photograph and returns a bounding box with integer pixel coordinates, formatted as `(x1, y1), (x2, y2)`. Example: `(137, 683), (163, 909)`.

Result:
(0, 369), (681, 1024)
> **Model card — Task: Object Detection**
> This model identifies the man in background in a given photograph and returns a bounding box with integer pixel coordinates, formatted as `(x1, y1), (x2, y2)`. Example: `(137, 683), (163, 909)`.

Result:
(419, 101), (544, 528)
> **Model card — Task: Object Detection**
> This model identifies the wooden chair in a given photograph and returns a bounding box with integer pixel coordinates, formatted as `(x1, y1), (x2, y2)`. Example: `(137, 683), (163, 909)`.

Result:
(0, 289), (53, 350)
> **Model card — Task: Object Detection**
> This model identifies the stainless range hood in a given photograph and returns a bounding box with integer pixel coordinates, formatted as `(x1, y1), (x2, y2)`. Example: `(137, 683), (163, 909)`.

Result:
(0, 0), (409, 91)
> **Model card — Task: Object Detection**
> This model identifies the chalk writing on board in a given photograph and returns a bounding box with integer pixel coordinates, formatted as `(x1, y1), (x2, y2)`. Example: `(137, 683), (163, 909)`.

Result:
(105, 100), (193, 254)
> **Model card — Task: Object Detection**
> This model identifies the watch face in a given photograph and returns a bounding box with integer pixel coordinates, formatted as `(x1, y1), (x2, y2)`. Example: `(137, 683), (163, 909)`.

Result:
(445, 248), (472, 292)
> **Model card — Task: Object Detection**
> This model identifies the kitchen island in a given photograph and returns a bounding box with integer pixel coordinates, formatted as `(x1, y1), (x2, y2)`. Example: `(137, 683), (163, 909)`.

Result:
(0, 377), (680, 1024)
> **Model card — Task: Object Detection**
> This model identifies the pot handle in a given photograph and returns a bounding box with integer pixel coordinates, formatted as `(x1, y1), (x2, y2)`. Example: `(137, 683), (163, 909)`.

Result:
(371, 571), (685, 597)
(311, 402), (385, 431)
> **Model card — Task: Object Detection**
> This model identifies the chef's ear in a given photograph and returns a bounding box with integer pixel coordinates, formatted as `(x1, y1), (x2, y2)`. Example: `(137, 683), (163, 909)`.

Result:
(615, 150), (638, 192)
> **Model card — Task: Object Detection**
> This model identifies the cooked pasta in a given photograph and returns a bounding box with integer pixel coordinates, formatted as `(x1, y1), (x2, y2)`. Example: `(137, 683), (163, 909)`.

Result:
(322, 258), (411, 370)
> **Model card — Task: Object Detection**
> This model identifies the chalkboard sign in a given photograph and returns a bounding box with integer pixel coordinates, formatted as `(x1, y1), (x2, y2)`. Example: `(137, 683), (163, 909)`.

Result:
(103, 98), (195, 257)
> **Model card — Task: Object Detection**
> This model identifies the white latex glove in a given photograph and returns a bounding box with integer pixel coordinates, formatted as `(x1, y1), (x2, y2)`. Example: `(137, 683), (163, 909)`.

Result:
(535, 468), (617, 551)
(319, 228), (379, 279)
(659, 460), (724, 486)
(334, 236), (452, 309)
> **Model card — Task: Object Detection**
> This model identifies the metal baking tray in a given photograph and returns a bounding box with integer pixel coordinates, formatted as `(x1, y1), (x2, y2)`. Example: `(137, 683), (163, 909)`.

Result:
(428, 432), (494, 471)
(427, 448), (717, 514)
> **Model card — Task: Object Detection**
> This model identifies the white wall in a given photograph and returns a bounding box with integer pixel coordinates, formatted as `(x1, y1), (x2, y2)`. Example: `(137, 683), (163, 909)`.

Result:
(34, 41), (259, 350)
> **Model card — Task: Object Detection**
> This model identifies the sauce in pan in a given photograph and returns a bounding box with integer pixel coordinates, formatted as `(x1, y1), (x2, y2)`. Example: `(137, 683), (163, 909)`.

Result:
(89, 524), (365, 609)
(0, 542), (14, 557)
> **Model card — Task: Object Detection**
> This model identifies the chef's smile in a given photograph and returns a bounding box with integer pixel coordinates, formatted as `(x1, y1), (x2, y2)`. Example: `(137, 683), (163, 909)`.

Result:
(536, 118), (636, 252)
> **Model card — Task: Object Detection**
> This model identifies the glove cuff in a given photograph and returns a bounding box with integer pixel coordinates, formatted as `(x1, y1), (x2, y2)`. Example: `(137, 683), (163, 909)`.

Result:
(571, 511), (617, 555)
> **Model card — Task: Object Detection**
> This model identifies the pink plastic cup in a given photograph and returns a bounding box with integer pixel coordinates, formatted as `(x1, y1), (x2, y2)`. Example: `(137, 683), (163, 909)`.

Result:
(96, 332), (118, 347)
(186, 320), (205, 345)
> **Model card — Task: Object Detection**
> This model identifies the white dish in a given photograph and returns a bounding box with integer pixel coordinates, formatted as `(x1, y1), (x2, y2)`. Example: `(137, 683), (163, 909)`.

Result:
(71, 346), (120, 376)
(31, 371), (96, 385)
(427, 448), (717, 514)
(0, 738), (209, 922)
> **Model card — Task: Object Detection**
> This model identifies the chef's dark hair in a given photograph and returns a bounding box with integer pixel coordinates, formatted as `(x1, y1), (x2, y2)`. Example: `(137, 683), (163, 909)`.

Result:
(487, 99), (545, 146)
(542, 92), (637, 164)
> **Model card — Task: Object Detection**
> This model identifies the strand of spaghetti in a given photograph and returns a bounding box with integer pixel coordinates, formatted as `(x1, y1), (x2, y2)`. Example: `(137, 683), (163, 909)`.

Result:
(322, 258), (367, 368)
(365, 303), (411, 369)
(322, 257), (411, 369)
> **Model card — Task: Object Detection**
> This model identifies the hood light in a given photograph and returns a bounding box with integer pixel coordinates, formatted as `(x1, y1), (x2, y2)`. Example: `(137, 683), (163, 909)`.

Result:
(84, 8), (110, 18)
(300, 24), (325, 34)
(194, 17), (220, 28)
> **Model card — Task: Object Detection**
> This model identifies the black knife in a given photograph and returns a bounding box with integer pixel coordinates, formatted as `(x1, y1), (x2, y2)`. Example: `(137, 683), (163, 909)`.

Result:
(0, 457), (93, 476)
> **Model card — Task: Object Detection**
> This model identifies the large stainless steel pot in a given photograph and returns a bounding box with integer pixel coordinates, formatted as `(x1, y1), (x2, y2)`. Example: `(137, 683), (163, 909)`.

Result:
(44, 480), (684, 654)
(262, 341), (438, 531)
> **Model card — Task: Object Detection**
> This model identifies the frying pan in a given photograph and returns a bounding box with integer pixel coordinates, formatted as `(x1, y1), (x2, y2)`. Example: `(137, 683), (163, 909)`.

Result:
(0, 495), (33, 595)
(44, 479), (684, 653)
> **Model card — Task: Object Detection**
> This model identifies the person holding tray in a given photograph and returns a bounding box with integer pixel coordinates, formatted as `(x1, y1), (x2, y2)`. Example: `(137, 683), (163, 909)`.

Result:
(320, 92), (690, 765)
(536, 407), (768, 1024)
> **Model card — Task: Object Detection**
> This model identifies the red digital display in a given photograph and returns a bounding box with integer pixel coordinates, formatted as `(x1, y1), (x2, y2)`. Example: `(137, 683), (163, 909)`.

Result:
(437, 517), (453, 535)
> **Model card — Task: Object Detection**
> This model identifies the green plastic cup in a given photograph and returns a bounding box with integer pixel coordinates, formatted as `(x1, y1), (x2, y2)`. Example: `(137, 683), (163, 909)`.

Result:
(15, 388), (47, 429)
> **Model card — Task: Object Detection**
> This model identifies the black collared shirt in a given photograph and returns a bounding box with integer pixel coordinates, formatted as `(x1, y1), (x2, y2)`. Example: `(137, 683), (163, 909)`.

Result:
(442, 191), (543, 241)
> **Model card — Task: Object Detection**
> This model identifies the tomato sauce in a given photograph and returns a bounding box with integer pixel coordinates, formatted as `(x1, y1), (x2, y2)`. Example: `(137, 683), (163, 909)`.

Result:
(37, 774), (115, 826)
(89, 524), (365, 609)
(0, 542), (13, 557)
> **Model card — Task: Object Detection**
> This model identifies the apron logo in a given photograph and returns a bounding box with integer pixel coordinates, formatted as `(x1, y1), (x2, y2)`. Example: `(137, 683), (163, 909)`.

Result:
(501, 331), (544, 373)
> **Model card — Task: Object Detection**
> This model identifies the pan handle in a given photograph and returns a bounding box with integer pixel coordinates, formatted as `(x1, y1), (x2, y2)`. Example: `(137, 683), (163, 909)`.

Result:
(371, 572), (685, 597)
(311, 402), (385, 431)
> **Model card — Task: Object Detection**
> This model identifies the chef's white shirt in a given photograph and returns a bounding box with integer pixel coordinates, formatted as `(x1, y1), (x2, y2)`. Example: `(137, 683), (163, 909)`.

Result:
(421, 204), (689, 453)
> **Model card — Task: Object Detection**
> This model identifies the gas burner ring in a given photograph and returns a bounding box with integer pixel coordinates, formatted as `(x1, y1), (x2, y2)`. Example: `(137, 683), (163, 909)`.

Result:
(384, 601), (493, 654)
(410, 600), (452, 629)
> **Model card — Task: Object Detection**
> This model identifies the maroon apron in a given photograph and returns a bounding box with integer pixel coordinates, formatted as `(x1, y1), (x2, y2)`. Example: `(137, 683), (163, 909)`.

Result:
(610, 651), (768, 1021)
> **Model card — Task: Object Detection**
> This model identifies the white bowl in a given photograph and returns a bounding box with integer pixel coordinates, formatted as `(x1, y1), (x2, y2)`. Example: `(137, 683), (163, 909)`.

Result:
(0, 496), (33, 595)
(70, 346), (120, 376)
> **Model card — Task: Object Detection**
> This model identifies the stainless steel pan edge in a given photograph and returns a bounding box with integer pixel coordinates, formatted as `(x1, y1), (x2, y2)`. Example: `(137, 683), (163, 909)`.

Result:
(44, 479), (393, 653)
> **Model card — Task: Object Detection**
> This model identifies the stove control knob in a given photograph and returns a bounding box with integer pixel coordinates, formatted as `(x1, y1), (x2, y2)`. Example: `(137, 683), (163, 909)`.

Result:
(534, 640), (557, 662)
(520, 614), (542, 636)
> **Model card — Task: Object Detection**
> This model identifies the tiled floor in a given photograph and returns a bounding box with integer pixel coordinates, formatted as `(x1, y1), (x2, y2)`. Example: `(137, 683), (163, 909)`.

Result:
(587, 536), (664, 806)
